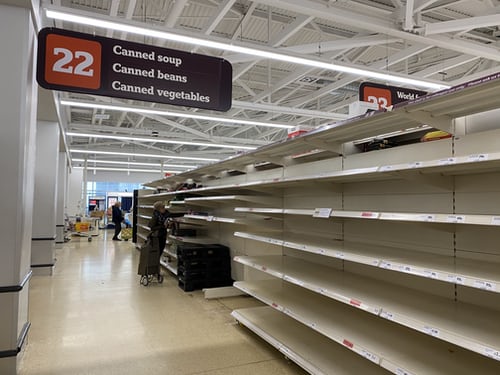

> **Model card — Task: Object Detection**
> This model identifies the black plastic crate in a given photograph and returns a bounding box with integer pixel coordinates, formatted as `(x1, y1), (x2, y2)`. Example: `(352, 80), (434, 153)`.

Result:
(178, 266), (231, 281)
(178, 257), (230, 271)
(178, 278), (205, 292)
(172, 228), (197, 237)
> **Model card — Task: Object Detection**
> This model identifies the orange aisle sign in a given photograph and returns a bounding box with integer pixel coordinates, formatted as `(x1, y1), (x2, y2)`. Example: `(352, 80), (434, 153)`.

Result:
(359, 82), (427, 110)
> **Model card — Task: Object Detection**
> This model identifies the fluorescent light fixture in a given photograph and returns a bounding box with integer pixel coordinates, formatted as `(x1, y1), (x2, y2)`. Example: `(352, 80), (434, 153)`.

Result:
(45, 8), (450, 90)
(73, 166), (169, 173)
(67, 131), (257, 150)
(61, 100), (294, 129)
(70, 149), (219, 162)
(72, 158), (196, 169)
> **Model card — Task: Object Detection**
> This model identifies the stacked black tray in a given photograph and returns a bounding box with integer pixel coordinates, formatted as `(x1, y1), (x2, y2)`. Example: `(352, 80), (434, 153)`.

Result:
(176, 244), (232, 292)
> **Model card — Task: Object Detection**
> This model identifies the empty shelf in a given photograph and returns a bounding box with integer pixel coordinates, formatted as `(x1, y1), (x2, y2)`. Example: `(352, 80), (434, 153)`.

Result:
(234, 255), (500, 359)
(234, 281), (500, 374)
(232, 306), (390, 375)
(234, 231), (500, 294)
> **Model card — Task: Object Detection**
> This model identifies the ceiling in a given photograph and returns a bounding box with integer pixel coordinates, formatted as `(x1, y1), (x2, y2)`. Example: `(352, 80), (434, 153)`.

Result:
(38, 0), (500, 176)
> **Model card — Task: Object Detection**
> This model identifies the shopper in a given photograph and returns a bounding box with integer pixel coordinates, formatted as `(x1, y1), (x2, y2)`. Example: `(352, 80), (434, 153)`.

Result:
(111, 201), (124, 241)
(148, 201), (170, 256)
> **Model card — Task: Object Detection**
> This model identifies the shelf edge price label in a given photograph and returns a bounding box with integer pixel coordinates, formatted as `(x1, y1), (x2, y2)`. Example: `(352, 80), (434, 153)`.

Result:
(474, 280), (497, 292)
(396, 367), (414, 375)
(409, 161), (422, 169)
(491, 216), (500, 225)
(423, 326), (440, 337)
(380, 260), (392, 269)
(438, 157), (456, 166)
(447, 275), (466, 285)
(484, 347), (500, 361)
(468, 153), (488, 162)
(379, 165), (394, 172)
(360, 349), (380, 364)
(418, 214), (435, 222)
(380, 310), (395, 321)
(423, 269), (439, 279)
(313, 208), (332, 218)
(446, 215), (466, 223)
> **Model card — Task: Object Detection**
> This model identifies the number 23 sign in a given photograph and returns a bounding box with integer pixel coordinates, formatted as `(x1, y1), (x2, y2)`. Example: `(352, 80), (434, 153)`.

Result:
(359, 82), (426, 110)
(39, 30), (102, 90)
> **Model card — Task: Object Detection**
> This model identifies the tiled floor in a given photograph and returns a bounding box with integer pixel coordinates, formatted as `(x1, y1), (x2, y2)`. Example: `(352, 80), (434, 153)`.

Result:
(18, 231), (306, 375)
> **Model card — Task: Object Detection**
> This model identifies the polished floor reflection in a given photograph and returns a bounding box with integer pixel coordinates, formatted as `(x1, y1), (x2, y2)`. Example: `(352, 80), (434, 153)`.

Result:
(19, 231), (306, 375)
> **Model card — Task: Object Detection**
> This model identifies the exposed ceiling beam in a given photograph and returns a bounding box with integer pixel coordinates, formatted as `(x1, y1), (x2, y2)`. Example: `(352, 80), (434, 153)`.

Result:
(413, 0), (442, 13)
(164, 0), (189, 28)
(119, 0), (136, 39)
(68, 123), (270, 146)
(287, 43), (432, 108)
(106, 0), (120, 38)
(270, 14), (314, 46)
(413, 54), (479, 78)
(226, 35), (401, 64)
(231, 2), (258, 40)
(231, 100), (348, 120)
(251, 0), (500, 62)
(424, 14), (500, 35)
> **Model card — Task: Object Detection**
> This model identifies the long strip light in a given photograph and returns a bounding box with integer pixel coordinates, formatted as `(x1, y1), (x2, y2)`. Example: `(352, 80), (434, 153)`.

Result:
(67, 131), (257, 150)
(73, 166), (167, 173)
(45, 8), (450, 90)
(72, 158), (196, 169)
(61, 100), (294, 129)
(70, 149), (220, 162)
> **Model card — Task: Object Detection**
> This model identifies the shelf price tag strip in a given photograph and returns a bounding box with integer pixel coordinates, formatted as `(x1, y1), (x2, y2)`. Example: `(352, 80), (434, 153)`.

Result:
(313, 208), (332, 218)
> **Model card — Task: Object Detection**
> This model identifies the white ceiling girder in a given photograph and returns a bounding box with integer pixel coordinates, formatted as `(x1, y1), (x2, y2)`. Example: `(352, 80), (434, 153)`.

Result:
(424, 14), (500, 35)
(226, 35), (401, 64)
(201, 0), (237, 35)
(413, 0), (442, 13)
(164, 0), (189, 28)
(405, 0), (415, 32)
(231, 100), (348, 120)
(414, 54), (479, 78)
(68, 123), (269, 146)
(252, 0), (500, 62)
(285, 35), (401, 54)
(287, 43), (432, 108)
(269, 14), (315, 46)
(106, 0), (120, 37)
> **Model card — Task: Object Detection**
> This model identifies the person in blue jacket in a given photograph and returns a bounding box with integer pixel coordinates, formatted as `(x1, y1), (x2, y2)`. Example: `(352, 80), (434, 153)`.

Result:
(111, 201), (124, 241)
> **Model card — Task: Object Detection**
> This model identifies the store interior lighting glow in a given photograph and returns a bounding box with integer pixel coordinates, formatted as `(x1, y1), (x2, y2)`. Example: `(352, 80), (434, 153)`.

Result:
(66, 132), (257, 150)
(45, 8), (451, 91)
(72, 158), (195, 169)
(60, 100), (295, 129)
(70, 149), (220, 162)
(73, 166), (170, 173)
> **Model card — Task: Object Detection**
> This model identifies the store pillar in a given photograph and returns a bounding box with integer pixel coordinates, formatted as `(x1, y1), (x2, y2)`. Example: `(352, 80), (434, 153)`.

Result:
(0, 1), (38, 373)
(31, 121), (60, 274)
(55, 153), (67, 247)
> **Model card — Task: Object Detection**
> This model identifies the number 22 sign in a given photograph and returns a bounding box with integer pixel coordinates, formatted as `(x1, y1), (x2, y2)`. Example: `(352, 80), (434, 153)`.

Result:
(40, 31), (102, 90)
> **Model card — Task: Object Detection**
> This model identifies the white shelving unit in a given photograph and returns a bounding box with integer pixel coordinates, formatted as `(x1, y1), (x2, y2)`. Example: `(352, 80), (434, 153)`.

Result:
(234, 231), (500, 294)
(232, 307), (390, 375)
(139, 74), (500, 374)
(233, 255), (500, 358)
(233, 281), (500, 374)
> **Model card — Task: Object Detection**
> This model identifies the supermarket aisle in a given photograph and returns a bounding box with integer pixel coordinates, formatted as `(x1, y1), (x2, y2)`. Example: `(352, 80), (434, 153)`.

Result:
(18, 231), (306, 375)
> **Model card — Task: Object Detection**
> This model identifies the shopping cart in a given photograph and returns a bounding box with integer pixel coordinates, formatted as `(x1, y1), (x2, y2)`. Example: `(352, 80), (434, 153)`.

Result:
(69, 217), (100, 242)
(138, 234), (164, 286)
